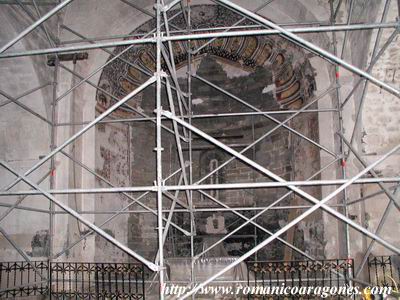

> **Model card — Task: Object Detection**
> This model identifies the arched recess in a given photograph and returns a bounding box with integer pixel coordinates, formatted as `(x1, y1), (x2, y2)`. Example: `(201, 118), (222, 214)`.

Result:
(93, 4), (327, 263)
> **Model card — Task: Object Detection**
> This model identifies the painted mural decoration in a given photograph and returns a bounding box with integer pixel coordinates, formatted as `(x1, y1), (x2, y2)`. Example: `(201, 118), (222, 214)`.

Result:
(96, 4), (316, 118)
(95, 4), (321, 261)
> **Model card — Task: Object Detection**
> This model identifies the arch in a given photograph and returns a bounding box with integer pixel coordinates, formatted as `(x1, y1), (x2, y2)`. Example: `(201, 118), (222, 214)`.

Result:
(95, 4), (316, 117)
(92, 3), (325, 261)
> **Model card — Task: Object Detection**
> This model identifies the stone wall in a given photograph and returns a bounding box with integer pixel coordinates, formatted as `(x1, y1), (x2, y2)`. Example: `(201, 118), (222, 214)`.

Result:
(0, 5), (52, 261)
(358, 0), (400, 262)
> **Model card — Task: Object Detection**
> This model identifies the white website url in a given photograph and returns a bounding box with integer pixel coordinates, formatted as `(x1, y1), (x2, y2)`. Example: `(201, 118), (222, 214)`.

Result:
(162, 283), (392, 298)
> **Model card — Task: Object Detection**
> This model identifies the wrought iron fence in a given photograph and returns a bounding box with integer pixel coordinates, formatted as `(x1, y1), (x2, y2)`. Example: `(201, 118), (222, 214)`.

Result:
(0, 258), (360, 299)
(368, 255), (400, 288)
(0, 261), (145, 299)
(0, 261), (48, 298)
(246, 259), (354, 299)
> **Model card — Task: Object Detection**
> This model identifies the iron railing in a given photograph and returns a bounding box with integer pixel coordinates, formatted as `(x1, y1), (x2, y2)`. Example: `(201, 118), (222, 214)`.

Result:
(0, 261), (146, 299)
(368, 255), (400, 288)
(246, 259), (354, 299)
(5, 258), (385, 299)
(0, 261), (48, 298)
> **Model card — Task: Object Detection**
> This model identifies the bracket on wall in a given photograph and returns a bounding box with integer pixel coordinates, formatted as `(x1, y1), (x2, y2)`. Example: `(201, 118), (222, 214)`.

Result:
(47, 52), (89, 66)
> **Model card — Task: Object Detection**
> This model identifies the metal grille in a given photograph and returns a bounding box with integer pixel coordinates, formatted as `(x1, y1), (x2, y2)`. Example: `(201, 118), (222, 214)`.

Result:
(0, 261), (49, 298)
(0, 261), (145, 299)
(246, 259), (353, 299)
(368, 255), (400, 288)
(50, 262), (145, 299)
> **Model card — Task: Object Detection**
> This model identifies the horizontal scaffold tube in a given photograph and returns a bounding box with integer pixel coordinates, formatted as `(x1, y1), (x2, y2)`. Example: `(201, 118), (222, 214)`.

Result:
(1, 177), (400, 196)
(0, 22), (398, 59)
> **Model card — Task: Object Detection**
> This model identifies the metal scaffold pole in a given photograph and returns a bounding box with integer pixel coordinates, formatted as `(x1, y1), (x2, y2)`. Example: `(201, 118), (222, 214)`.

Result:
(186, 1), (196, 296)
(155, 0), (165, 297)
(329, 0), (351, 280)
(48, 11), (59, 296)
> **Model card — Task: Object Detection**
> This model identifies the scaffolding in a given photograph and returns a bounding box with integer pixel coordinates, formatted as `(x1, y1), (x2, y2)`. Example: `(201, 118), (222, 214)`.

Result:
(0, 0), (400, 299)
